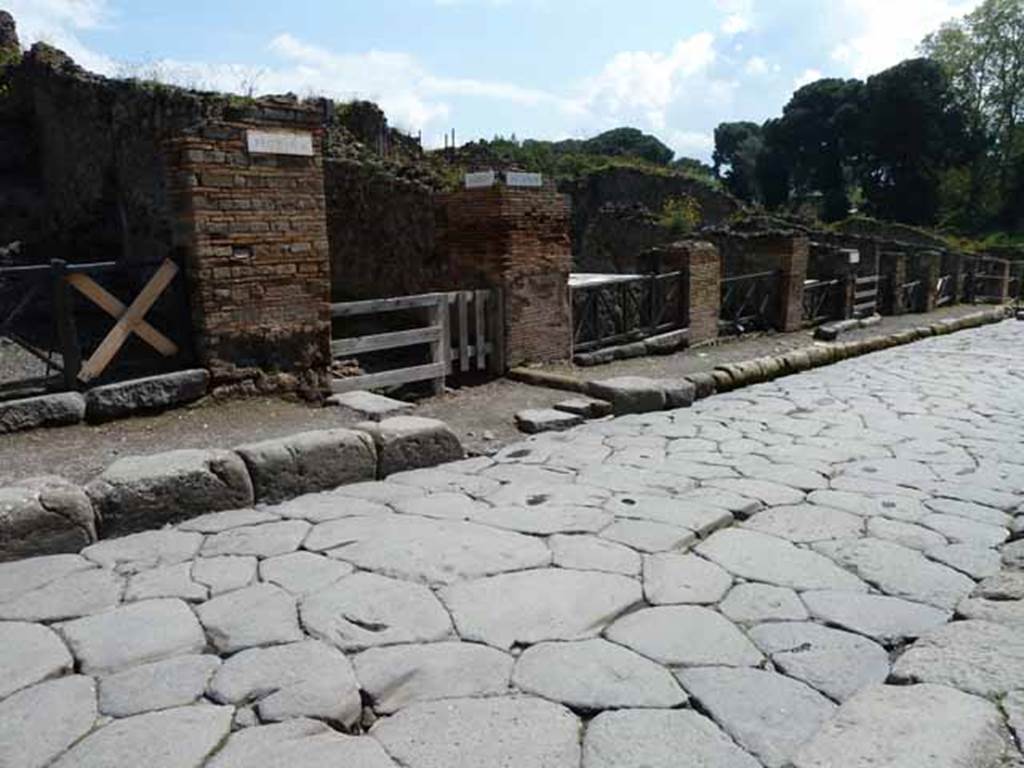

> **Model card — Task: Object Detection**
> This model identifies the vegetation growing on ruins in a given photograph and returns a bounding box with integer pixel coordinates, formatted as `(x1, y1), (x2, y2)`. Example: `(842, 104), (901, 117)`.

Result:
(713, 0), (1024, 239)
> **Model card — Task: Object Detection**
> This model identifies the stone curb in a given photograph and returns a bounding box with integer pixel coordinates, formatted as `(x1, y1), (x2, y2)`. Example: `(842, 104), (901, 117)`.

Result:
(0, 416), (465, 563)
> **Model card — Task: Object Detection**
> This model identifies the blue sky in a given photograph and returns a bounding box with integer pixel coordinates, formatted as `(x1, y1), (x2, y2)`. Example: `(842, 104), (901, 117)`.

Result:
(8, 0), (980, 160)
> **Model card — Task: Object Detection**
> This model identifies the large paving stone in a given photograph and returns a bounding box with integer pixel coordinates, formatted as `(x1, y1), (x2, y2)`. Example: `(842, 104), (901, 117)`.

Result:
(98, 654), (220, 717)
(82, 529), (203, 573)
(867, 517), (948, 551)
(705, 478), (805, 507)
(258, 551), (353, 596)
(51, 704), (233, 768)
(800, 590), (951, 643)
(440, 568), (641, 650)
(271, 490), (391, 523)
(678, 667), (836, 768)
(86, 449), (254, 534)
(124, 562), (207, 602)
(926, 542), (1002, 579)
(0, 553), (94, 604)
(207, 719), (397, 768)
(178, 507), (279, 533)
(371, 697), (581, 768)
(548, 534), (641, 575)
(200, 520), (310, 558)
(807, 489), (928, 522)
(235, 428), (377, 504)
(58, 598), (206, 674)
(926, 497), (1012, 527)
(0, 675), (97, 768)
(605, 494), (734, 535)
(512, 639), (684, 710)
(583, 709), (761, 768)
(921, 513), (1008, 547)
(305, 515), (551, 585)
(642, 553), (732, 604)
(301, 572), (453, 651)
(354, 641), (513, 714)
(209, 639), (361, 725)
(0, 391), (85, 434)
(192, 555), (257, 596)
(891, 619), (1024, 697)
(195, 583), (303, 653)
(588, 377), (667, 415)
(743, 504), (864, 543)
(1004, 690), (1024, 751)
(83, 369), (209, 422)
(696, 529), (867, 592)
(0, 476), (97, 561)
(814, 538), (975, 609)
(719, 583), (809, 624)
(467, 504), (613, 535)
(0, 567), (123, 621)
(748, 621), (890, 702)
(606, 605), (763, 667)
(355, 416), (464, 477)
(600, 519), (696, 553)
(516, 408), (584, 434)
(975, 570), (1024, 600)
(792, 684), (1012, 768)
(0, 621), (73, 699)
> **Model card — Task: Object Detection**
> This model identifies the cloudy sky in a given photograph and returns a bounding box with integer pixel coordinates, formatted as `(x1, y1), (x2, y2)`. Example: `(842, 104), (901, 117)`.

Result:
(7, 0), (979, 160)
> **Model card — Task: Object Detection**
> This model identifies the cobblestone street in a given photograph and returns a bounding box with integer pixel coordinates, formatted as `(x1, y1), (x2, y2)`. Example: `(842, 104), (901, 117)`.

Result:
(2, 320), (1024, 767)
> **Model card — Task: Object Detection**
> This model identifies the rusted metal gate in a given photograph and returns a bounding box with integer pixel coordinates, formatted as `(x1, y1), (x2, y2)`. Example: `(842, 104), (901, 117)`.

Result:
(935, 274), (956, 307)
(719, 270), (779, 334)
(570, 272), (687, 353)
(801, 278), (842, 327)
(965, 257), (1009, 303)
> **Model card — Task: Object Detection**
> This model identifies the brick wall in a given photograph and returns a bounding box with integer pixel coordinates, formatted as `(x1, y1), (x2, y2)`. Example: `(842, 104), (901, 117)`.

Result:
(166, 101), (330, 394)
(445, 179), (572, 367)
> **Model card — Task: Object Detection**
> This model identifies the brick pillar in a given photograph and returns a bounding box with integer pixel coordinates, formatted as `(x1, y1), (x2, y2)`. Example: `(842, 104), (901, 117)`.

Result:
(951, 253), (967, 302)
(913, 251), (942, 313)
(996, 258), (1011, 303)
(444, 177), (572, 368)
(776, 235), (808, 332)
(683, 241), (720, 344)
(880, 251), (907, 315)
(165, 101), (331, 394)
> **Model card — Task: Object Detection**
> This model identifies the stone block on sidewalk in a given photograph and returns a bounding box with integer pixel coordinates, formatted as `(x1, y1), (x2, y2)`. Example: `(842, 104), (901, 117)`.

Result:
(644, 329), (688, 355)
(587, 377), (667, 415)
(553, 398), (613, 418)
(235, 429), (376, 505)
(515, 409), (584, 435)
(326, 391), (413, 421)
(0, 476), (97, 562)
(84, 370), (209, 423)
(355, 417), (464, 477)
(0, 392), (85, 434)
(86, 449), (254, 535)
(684, 372), (717, 399)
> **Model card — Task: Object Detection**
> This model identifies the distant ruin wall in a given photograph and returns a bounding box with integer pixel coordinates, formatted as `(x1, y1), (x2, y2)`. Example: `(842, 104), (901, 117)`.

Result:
(324, 159), (450, 300)
(561, 166), (743, 273)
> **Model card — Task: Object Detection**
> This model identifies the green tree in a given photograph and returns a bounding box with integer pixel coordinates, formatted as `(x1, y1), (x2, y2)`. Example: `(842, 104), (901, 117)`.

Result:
(923, 0), (1024, 227)
(713, 121), (763, 202)
(859, 58), (969, 225)
(581, 127), (675, 165)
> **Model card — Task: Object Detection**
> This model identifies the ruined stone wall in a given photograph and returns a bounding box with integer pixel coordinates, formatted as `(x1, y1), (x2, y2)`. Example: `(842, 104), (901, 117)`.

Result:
(324, 159), (451, 299)
(446, 180), (572, 366)
(561, 166), (742, 272)
(165, 103), (330, 394)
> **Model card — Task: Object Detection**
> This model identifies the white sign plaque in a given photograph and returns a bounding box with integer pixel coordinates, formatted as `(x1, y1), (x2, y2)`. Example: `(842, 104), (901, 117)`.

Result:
(506, 171), (543, 188)
(844, 249), (861, 265)
(464, 171), (496, 189)
(246, 130), (314, 157)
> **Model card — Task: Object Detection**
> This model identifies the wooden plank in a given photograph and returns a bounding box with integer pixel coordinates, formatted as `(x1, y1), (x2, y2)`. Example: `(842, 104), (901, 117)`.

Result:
(489, 287), (506, 375)
(67, 273), (178, 356)
(474, 290), (487, 370)
(329, 362), (447, 394)
(331, 293), (447, 318)
(854, 289), (878, 300)
(457, 291), (469, 373)
(78, 260), (178, 383)
(855, 275), (880, 285)
(331, 325), (441, 357)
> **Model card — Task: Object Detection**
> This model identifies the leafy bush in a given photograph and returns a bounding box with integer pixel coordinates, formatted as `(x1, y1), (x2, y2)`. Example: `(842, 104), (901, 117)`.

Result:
(658, 195), (703, 236)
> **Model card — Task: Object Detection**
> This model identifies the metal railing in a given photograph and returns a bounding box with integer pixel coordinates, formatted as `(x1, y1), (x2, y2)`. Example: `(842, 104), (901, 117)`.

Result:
(571, 271), (687, 353)
(935, 274), (956, 307)
(801, 278), (841, 327)
(719, 270), (780, 335)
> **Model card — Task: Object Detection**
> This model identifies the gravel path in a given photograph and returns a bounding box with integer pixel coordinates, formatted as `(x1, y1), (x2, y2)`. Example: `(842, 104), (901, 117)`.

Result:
(2, 319), (1023, 767)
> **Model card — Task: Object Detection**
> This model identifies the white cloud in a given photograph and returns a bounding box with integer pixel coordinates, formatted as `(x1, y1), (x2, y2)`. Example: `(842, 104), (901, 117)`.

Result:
(794, 67), (822, 89)
(577, 32), (717, 130)
(744, 56), (769, 75)
(669, 130), (715, 157)
(830, 0), (975, 77)
(716, 0), (755, 35)
(6, 0), (116, 73)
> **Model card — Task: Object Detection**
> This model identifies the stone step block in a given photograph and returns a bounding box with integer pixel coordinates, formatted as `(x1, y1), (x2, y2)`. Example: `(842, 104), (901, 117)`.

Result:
(0, 476), (97, 562)
(515, 408), (584, 434)
(553, 397), (613, 418)
(84, 369), (209, 422)
(326, 390), (414, 421)
(354, 416), (464, 477)
(0, 392), (85, 434)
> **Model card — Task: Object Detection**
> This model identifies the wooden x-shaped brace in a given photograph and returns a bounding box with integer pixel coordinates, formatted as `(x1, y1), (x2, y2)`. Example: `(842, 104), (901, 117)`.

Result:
(68, 259), (180, 383)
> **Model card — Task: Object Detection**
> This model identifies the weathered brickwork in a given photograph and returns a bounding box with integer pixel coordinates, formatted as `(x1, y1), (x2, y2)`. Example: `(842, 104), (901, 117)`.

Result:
(166, 102), (331, 394)
(445, 180), (572, 366)
(644, 240), (720, 344)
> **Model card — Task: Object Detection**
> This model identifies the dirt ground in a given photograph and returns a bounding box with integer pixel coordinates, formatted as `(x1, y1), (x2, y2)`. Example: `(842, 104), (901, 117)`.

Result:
(0, 303), (998, 486)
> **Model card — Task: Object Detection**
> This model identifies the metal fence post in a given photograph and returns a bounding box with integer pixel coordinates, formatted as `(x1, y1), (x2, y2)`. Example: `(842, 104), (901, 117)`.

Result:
(51, 259), (81, 390)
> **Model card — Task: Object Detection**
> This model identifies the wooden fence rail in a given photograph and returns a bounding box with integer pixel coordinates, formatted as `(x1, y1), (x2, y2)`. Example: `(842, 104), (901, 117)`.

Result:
(329, 289), (502, 395)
